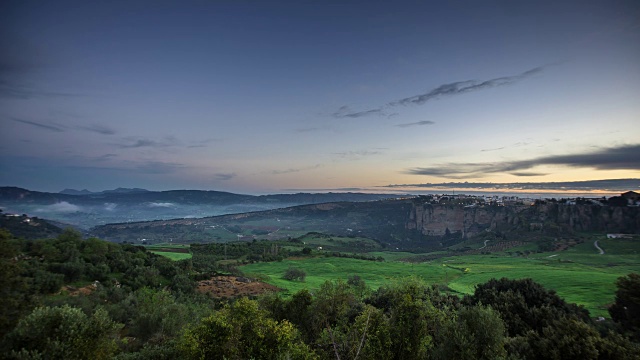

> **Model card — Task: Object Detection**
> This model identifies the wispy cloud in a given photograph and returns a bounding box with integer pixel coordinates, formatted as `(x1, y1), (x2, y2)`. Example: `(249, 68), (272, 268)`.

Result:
(481, 141), (531, 152)
(392, 66), (544, 106)
(332, 106), (387, 119)
(93, 154), (117, 162)
(214, 173), (236, 181)
(480, 146), (506, 152)
(333, 66), (545, 119)
(333, 150), (383, 160)
(187, 138), (221, 148)
(271, 164), (322, 175)
(406, 144), (640, 178)
(75, 124), (116, 135)
(395, 120), (435, 128)
(8, 117), (65, 132)
(117, 136), (180, 149)
(0, 85), (77, 99)
(7, 115), (117, 136)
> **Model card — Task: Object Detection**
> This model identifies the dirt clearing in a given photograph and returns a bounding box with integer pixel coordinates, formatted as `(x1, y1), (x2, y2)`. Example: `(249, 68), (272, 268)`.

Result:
(197, 275), (281, 298)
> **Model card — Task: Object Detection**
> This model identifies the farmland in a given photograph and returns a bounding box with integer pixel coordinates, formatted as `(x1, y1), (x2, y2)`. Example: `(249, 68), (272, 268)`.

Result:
(146, 243), (193, 261)
(240, 233), (640, 318)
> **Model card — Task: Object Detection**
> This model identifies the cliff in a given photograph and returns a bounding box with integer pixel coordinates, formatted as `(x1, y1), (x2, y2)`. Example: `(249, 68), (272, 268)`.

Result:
(407, 203), (640, 238)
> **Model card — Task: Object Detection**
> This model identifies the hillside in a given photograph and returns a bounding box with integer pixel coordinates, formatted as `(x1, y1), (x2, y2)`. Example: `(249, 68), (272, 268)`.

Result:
(91, 198), (640, 246)
(0, 186), (402, 229)
(0, 212), (64, 239)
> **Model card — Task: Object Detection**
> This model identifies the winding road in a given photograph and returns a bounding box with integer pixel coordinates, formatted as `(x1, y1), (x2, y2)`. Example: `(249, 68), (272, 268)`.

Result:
(594, 240), (605, 255)
(479, 240), (490, 250)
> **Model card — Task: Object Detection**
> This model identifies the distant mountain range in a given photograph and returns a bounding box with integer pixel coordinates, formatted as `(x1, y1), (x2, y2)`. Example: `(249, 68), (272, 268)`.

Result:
(59, 187), (150, 195)
(0, 186), (404, 229)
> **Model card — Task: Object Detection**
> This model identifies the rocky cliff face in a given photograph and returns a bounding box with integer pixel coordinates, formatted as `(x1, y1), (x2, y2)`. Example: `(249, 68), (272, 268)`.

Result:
(407, 203), (640, 237)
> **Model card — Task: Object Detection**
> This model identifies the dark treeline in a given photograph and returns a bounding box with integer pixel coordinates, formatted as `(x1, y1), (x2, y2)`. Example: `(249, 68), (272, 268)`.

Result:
(191, 238), (383, 275)
(1, 229), (639, 359)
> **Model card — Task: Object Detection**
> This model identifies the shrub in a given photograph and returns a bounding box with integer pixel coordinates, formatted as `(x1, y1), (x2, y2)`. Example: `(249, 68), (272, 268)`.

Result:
(283, 267), (306, 281)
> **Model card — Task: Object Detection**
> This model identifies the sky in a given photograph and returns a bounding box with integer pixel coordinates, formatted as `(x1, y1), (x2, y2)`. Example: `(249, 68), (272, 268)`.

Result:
(1, 0), (639, 194)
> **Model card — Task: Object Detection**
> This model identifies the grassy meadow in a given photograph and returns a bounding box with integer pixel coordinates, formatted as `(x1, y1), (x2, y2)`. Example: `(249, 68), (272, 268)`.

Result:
(241, 233), (640, 318)
(146, 243), (193, 261)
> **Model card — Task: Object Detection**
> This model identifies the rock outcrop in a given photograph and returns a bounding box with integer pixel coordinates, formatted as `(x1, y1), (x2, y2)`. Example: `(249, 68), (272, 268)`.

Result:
(407, 203), (640, 238)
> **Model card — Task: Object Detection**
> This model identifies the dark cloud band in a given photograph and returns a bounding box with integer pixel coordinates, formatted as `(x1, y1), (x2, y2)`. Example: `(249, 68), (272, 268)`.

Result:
(407, 144), (640, 178)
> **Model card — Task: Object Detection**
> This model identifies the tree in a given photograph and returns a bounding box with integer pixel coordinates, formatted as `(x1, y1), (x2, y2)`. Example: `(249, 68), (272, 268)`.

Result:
(283, 267), (306, 281)
(433, 306), (507, 360)
(3, 305), (122, 360)
(465, 277), (590, 336)
(179, 297), (316, 359)
(609, 273), (640, 340)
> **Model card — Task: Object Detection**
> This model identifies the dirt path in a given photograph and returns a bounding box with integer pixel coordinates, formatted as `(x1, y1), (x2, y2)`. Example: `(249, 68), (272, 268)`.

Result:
(594, 240), (604, 255)
(479, 240), (490, 250)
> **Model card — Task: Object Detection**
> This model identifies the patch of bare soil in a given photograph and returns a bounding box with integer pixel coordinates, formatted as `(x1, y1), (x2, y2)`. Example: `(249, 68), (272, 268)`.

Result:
(197, 276), (281, 298)
(60, 284), (96, 296)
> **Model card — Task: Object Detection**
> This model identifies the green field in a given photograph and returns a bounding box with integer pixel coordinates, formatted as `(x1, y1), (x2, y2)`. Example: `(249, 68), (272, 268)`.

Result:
(242, 235), (640, 318)
(147, 244), (192, 261)
(150, 251), (192, 261)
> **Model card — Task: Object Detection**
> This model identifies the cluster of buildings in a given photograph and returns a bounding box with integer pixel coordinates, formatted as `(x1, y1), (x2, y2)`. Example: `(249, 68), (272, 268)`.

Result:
(416, 190), (640, 207)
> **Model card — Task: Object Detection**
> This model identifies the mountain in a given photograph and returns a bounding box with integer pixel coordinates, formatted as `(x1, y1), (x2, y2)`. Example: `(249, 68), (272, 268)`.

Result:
(100, 187), (150, 195)
(60, 189), (94, 195)
(58, 187), (150, 196)
(90, 197), (640, 247)
(0, 186), (403, 229)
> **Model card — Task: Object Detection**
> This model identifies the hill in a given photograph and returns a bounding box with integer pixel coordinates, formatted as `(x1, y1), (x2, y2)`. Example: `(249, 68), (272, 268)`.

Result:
(0, 186), (402, 229)
(0, 212), (64, 239)
(91, 198), (640, 248)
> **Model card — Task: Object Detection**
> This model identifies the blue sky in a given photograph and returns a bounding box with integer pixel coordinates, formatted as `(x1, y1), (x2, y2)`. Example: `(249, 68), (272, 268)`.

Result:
(1, 0), (639, 194)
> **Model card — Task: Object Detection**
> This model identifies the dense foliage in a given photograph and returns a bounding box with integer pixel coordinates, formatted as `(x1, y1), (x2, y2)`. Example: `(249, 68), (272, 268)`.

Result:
(1, 229), (639, 359)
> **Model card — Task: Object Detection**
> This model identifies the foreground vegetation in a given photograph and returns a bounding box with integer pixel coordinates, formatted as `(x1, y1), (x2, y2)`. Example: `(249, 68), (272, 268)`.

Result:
(1, 228), (640, 359)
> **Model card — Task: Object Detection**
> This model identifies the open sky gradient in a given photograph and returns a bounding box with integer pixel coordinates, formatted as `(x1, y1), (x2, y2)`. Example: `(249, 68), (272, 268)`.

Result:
(1, 0), (639, 194)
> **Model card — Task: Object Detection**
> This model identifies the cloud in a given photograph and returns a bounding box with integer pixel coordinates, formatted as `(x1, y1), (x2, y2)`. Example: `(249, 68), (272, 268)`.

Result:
(383, 178), (640, 192)
(332, 106), (387, 119)
(510, 172), (548, 177)
(187, 138), (221, 148)
(117, 136), (180, 149)
(8, 117), (65, 132)
(120, 139), (157, 148)
(333, 66), (545, 119)
(481, 146), (506, 152)
(395, 120), (435, 128)
(148, 202), (175, 207)
(37, 201), (82, 213)
(406, 144), (640, 178)
(271, 164), (322, 175)
(75, 124), (116, 135)
(7, 116), (116, 135)
(392, 66), (544, 106)
(481, 141), (531, 152)
(333, 150), (383, 160)
(214, 173), (236, 181)
(0, 85), (77, 99)
(104, 203), (117, 211)
(93, 154), (117, 162)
